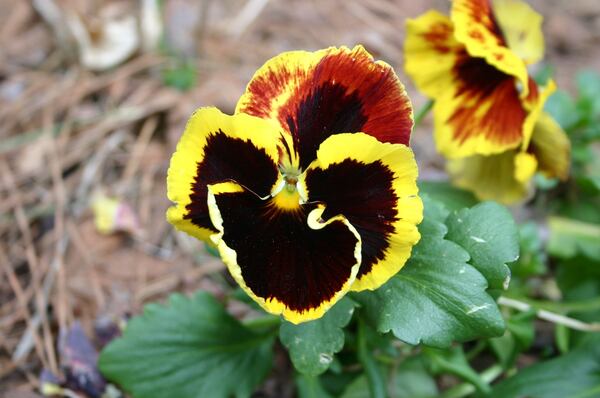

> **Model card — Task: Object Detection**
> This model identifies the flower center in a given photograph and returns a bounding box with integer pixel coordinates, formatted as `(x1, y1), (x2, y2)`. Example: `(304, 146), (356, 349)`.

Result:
(272, 186), (301, 210)
(271, 167), (304, 211)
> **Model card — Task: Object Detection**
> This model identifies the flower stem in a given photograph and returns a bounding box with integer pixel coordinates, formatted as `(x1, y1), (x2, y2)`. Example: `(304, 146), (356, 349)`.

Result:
(441, 364), (503, 398)
(413, 99), (434, 128)
(357, 318), (387, 398)
(242, 314), (281, 331)
(498, 296), (600, 332)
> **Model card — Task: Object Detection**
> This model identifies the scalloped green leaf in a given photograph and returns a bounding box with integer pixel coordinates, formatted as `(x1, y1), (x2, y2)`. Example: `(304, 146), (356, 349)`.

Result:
(354, 199), (505, 348)
(356, 238), (504, 347)
(98, 292), (274, 398)
(419, 194), (450, 238)
(445, 202), (518, 290)
(280, 298), (355, 376)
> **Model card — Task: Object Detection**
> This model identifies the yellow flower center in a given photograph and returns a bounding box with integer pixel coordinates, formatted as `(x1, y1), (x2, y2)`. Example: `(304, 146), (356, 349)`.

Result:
(271, 167), (305, 211)
(272, 186), (301, 211)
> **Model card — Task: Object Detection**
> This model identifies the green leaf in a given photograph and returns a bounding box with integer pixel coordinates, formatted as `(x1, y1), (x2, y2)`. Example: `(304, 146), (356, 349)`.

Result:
(390, 356), (439, 398)
(296, 374), (334, 398)
(556, 255), (600, 349)
(419, 194), (450, 238)
(534, 173), (559, 190)
(99, 292), (274, 398)
(576, 69), (600, 118)
(534, 63), (554, 85)
(418, 181), (478, 212)
(557, 198), (600, 224)
(280, 298), (355, 376)
(341, 356), (438, 398)
(545, 90), (580, 130)
(489, 337), (600, 398)
(510, 222), (546, 278)
(489, 311), (535, 368)
(162, 60), (197, 91)
(355, 200), (505, 348)
(548, 217), (600, 260)
(576, 70), (600, 101)
(557, 256), (600, 307)
(445, 202), (517, 290)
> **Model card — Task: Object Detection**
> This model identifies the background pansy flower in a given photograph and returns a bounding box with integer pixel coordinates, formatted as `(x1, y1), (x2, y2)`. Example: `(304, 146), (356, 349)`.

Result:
(404, 0), (560, 158)
(167, 46), (423, 323)
(403, 0), (570, 203)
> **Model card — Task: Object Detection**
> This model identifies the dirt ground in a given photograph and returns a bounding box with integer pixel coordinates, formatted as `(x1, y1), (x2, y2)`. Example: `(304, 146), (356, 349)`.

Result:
(1, 0), (599, 396)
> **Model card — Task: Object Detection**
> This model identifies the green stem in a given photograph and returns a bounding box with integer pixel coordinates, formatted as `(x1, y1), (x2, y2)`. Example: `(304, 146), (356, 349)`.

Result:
(413, 99), (434, 128)
(204, 242), (221, 258)
(242, 314), (281, 331)
(498, 296), (600, 332)
(465, 339), (487, 361)
(434, 355), (491, 395)
(374, 353), (399, 366)
(441, 364), (503, 398)
(502, 293), (600, 314)
(357, 318), (387, 398)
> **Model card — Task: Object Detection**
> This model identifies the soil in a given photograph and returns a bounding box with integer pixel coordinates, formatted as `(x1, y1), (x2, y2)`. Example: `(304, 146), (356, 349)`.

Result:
(1, 0), (598, 396)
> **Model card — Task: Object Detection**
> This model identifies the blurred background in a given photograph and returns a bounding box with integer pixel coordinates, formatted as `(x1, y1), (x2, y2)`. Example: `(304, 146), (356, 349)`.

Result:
(1, 0), (599, 396)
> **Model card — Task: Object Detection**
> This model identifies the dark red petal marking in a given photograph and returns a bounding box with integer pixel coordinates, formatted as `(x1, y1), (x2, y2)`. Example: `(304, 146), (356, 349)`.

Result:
(285, 52), (412, 168)
(458, 0), (507, 45)
(240, 48), (413, 169)
(304, 159), (398, 278)
(240, 67), (295, 120)
(524, 76), (539, 103)
(423, 20), (456, 53)
(214, 190), (359, 312)
(185, 131), (279, 232)
(285, 82), (368, 170)
(450, 55), (525, 146)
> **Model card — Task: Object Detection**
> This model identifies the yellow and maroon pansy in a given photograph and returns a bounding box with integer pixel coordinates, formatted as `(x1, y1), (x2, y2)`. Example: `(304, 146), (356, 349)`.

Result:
(404, 0), (549, 158)
(167, 46), (423, 324)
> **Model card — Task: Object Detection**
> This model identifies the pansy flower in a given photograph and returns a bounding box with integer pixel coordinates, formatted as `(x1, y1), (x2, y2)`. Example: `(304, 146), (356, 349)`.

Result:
(167, 46), (423, 323)
(403, 0), (570, 203)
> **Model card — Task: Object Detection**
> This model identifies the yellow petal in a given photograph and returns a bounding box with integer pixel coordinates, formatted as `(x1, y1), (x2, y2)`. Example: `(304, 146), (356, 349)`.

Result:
(91, 194), (139, 235)
(493, 0), (544, 65)
(514, 152), (538, 183)
(447, 150), (533, 204)
(529, 112), (571, 180)
(404, 10), (464, 98)
(521, 79), (557, 150)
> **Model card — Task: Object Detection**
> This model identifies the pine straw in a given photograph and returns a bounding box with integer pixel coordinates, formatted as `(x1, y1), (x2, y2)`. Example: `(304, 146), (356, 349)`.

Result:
(0, 0), (598, 396)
